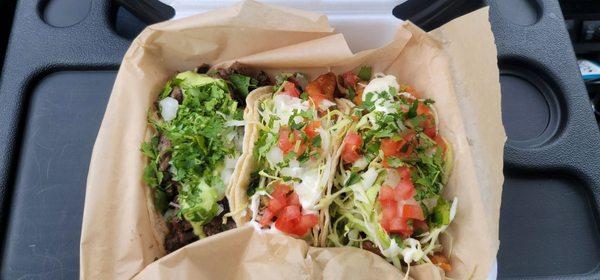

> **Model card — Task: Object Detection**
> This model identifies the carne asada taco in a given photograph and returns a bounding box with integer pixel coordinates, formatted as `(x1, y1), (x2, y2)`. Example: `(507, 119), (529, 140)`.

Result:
(231, 72), (352, 246)
(141, 63), (271, 253)
(327, 69), (456, 273)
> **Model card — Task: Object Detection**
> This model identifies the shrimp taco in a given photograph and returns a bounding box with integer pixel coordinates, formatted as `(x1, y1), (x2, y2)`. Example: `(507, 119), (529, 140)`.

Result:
(231, 72), (353, 246)
(328, 68), (456, 274)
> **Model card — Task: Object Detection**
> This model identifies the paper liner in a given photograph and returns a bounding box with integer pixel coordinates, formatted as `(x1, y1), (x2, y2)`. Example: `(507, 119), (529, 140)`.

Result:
(80, 1), (504, 279)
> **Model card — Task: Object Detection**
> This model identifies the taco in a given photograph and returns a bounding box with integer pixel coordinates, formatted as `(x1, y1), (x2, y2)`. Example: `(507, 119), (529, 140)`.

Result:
(232, 72), (352, 246)
(327, 68), (456, 273)
(141, 63), (271, 253)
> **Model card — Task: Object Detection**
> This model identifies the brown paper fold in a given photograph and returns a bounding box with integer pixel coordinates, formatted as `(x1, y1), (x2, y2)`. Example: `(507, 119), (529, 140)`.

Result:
(133, 225), (405, 280)
(80, 1), (504, 279)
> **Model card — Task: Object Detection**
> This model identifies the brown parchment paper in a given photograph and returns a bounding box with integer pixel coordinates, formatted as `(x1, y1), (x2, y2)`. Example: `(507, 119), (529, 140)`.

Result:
(80, 1), (505, 279)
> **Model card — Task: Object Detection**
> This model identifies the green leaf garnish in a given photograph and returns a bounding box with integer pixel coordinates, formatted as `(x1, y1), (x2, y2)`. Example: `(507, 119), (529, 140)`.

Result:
(358, 66), (372, 81)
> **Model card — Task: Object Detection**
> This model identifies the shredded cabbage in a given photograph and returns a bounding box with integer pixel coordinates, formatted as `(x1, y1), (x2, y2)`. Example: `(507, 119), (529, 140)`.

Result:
(326, 83), (456, 272)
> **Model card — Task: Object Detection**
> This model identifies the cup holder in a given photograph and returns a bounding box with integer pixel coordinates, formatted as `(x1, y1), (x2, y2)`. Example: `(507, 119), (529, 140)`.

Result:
(112, 6), (148, 40)
(493, 0), (542, 27)
(499, 61), (562, 148)
(40, 0), (91, 28)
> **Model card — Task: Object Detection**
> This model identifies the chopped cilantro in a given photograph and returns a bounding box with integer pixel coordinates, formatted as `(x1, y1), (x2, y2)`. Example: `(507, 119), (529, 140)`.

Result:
(311, 134), (322, 148)
(406, 99), (419, 118)
(345, 172), (361, 187)
(142, 71), (243, 226)
(275, 73), (294, 88)
(365, 141), (380, 154)
(228, 73), (258, 102)
(297, 151), (310, 164)
(347, 87), (356, 100)
(385, 157), (403, 168)
(300, 92), (309, 100)
(357, 66), (372, 81)
(284, 151), (297, 162)
(246, 171), (260, 196)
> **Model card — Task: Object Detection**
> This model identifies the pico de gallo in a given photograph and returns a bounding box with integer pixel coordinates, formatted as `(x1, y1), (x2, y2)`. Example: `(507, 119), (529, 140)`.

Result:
(327, 67), (456, 272)
(246, 72), (352, 245)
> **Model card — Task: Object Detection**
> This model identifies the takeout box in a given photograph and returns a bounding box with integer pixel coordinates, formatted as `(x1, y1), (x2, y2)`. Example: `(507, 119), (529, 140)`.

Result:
(80, 1), (505, 279)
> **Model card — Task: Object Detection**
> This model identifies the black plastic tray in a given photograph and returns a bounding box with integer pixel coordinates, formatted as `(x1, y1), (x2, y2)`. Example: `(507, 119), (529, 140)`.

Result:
(0, 0), (599, 279)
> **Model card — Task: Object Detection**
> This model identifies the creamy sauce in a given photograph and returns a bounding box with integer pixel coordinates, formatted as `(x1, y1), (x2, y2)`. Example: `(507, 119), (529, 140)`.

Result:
(272, 94), (310, 125)
(159, 97), (179, 121)
(280, 160), (321, 213)
(362, 75), (400, 114)
(258, 94), (333, 218)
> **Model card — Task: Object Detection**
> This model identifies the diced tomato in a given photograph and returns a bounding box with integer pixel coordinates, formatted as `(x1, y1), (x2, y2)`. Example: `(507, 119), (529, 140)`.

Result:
(261, 186), (319, 236)
(380, 135), (414, 160)
(275, 205), (301, 233)
(278, 127), (306, 155)
(278, 127), (294, 154)
(382, 202), (397, 220)
(434, 135), (447, 154)
(280, 205), (301, 221)
(378, 185), (395, 202)
(304, 121), (321, 139)
(260, 209), (275, 227)
(378, 167), (423, 236)
(416, 102), (437, 138)
(274, 215), (295, 233)
(380, 217), (391, 232)
(267, 197), (286, 213)
(298, 214), (318, 230)
(281, 81), (301, 98)
(394, 178), (415, 201)
(396, 166), (411, 180)
(380, 139), (397, 157)
(424, 126), (436, 138)
(421, 117), (436, 138)
(341, 132), (363, 163)
(306, 72), (336, 106)
(399, 204), (425, 220)
(388, 217), (413, 237)
(274, 204), (318, 236)
(417, 102), (430, 115)
(271, 183), (291, 201)
(287, 192), (300, 206)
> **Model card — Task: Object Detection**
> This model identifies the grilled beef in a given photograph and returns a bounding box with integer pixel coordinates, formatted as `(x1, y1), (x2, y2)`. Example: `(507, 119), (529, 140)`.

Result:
(164, 217), (198, 253)
(362, 241), (384, 258)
